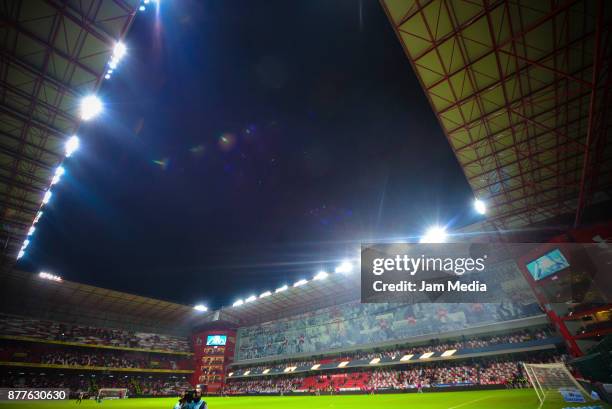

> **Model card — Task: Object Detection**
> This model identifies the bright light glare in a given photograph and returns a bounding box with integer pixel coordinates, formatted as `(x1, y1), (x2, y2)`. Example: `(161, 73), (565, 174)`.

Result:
(293, 279), (308, 287)
(17, 249), (25, 259)
(22, 239), (30, 249)
(313, 271), (328, 281)
(259, 291), (272, 298)
(51, 166), (65, 185)
(34, 211), (43, 224)
(232, 299), (244, 307)
(474, 199), (487, 215)
(275, 285), (288, 293)
(80, 95), (103, 121)
(65, 135), (80, 157)
(27, 226), (36, 236)
(419, 226), (448, 243)
(39, 272), (62, 282)
(245, 295), (257, 303)
(42, 191), (52, 205)
(335, 261), (353, 274)
(193, 304), (208, 312)
(113, 42), (127, 61)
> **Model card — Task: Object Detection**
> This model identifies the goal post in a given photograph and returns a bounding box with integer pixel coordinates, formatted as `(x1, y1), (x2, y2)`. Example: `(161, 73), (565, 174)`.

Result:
(522, 363), (592, 407)
(97, 388), (128, 400)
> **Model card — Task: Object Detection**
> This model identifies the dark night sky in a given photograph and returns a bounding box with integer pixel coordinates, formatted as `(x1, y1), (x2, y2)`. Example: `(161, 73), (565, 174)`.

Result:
(19, 0), (478, 308)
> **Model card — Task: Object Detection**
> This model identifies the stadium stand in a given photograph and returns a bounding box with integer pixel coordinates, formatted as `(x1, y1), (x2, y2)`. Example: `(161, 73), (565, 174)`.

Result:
(235, 301), (543, 360)
(0, 313), (191, 352)
(0, 371), (191, 397)
(224, 352), (566, 394)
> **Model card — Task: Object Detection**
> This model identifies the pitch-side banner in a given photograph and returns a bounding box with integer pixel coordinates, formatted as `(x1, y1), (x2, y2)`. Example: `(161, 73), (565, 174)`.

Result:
(360, 243), (611, 304)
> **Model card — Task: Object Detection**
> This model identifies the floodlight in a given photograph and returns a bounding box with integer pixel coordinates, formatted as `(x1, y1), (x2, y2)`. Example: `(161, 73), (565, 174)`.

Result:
(65, 135), (80, 158)
(259, 291), (272, 298)
(80, 95), (103, 121)
(262, 369), (270, 374)
(104, 74), (111, 80)
(275, 285), (288, 293)
(113, 42), (127, 61)
(243, 370), (250, 376)
(42, 191), (52, 205)
(34, 211), (43, 224)
(335, 260), (353, 274)
(17, 249), (25, 260)
(419, 226), (448, 243)
(51, 166), (65, 185)
(313, 271), (328, 281)
(193, 304), (208, 312)
(139, 5), (146, 11)
(232, 299), (244, 307)
(245, 295), (257, 303)
(27, 226), (36, 236)
(22, 239), (30, 249)
(293, 279), (308, 287)
(474, 198), (487, 215)
(39, 272), (62, 282)
(227, 372), (234, 377)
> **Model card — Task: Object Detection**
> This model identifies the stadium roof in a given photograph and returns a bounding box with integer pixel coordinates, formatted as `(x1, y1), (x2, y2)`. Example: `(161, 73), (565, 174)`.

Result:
(195, 271), (361, 328)
(382, 0), (612, 229)
(0, 269), (198, 335)
(0, 0), (140, 267)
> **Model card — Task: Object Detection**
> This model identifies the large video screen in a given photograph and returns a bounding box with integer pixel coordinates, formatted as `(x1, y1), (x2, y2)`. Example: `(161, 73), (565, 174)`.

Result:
(206, 334), (227, 346)
(526, 248), (570, 281)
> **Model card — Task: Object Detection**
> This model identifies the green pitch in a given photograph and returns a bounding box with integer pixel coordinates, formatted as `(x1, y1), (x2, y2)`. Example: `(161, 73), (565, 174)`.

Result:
(0, 390), (608, 409)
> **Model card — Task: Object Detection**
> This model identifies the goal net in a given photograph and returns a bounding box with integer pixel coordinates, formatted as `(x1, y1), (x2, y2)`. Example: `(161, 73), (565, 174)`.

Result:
(97, 388), (128, 400)
(522, 363), (592, 407)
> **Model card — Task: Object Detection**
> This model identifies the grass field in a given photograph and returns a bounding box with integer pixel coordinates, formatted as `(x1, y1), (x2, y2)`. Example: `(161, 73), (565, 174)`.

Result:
(0, 390), (608, 409)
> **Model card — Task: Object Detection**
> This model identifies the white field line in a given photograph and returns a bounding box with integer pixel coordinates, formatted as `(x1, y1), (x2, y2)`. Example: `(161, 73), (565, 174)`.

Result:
(447, 395), (493, 409)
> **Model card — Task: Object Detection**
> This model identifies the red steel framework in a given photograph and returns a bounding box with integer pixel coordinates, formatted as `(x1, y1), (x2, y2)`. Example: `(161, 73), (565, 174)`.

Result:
(0, 0), (139, 269)
(381, 0), (612, 230)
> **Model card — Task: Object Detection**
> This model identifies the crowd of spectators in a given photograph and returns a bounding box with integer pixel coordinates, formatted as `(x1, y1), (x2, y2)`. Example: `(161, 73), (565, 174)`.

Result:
(237, 266), (542, 360)
(0, 372), (191, 397)
(226, 354), (564, 393)
(0, 314), (190, 353)
(0, 341), (192, 370)
(231, 328), (554, 373)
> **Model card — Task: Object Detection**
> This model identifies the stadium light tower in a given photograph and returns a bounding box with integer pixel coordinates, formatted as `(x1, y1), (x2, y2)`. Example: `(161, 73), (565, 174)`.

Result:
(79, 95), (103, 121)
(419, 226), (448, 243)
(474, 198), (487, 215)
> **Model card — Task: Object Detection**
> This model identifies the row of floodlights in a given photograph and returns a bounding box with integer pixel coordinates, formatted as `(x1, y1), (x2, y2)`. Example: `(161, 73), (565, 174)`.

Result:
(190, 199), (490, 312)
(39, 272), (62, 282)
(192, 261), (353, 313)
(231, 261), (353, 308)
(227, 350), (458, 377)
(17, 41), (129, 260)
(138, 0), (159, 12)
